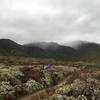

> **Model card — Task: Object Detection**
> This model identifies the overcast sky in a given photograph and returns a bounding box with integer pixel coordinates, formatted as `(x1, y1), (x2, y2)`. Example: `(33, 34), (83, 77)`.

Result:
(0, 0), (100, 44)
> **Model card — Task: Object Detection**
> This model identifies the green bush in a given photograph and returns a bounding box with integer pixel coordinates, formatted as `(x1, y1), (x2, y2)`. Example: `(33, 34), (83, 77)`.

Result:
(0, 66), (24, 85)
(25, 79), (43, 94)
(0, 81), (15, 99)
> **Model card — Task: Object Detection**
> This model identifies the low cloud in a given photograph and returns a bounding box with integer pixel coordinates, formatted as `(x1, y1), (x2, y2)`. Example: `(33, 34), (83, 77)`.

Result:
(0, 0), (100, 44)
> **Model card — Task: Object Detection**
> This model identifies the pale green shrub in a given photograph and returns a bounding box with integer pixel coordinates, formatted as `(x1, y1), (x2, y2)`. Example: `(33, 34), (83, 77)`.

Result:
(42, 71), (52, 86)
(50, 94), (64, 100)
(0, 81), (15, 99)
(25, 79), (43, 93)
(0, 66), (24, 85)
(77, 95), (87, 100)
(67, 96), (76, 100)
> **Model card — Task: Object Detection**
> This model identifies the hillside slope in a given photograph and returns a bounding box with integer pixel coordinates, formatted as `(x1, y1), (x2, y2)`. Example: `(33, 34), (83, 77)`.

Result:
(0, 39), (100, 62)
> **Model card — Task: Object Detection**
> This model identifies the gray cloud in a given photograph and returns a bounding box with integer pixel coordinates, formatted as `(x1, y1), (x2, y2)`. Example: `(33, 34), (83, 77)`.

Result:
(0, 0), (100, 44)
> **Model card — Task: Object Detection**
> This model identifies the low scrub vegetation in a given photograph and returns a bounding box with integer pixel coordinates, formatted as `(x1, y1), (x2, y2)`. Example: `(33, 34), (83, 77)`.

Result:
(0, 57), (99, 100)
(0, 63), (64, 100)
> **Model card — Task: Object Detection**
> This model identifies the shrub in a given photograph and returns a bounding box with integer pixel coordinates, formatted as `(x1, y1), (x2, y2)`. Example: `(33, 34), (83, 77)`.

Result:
(0, 81), (15, 100)
(42, 71), (52, 86)
(50, 94), (64, 100)
(0, 66), (24, 85)
(25, 79), (43, 94)
(51, 71), (64, 85)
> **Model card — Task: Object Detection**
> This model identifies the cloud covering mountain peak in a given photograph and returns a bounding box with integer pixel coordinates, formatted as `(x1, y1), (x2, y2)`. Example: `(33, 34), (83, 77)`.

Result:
(0, 0), (100, 44)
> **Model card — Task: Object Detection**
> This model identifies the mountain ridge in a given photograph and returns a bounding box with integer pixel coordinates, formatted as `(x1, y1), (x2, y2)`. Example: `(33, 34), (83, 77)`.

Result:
(0, 39), (100, 62)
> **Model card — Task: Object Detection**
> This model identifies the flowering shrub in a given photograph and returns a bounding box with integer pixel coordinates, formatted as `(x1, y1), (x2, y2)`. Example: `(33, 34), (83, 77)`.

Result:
(49, 78), (100, 100)
(0, 81), (15, 99)
(25, 79), (43, 94)
(0, 65), (24, 99)
(43, 71), (52, 86)
(0, 66), (24, 85)
(50, 94), (64, 100)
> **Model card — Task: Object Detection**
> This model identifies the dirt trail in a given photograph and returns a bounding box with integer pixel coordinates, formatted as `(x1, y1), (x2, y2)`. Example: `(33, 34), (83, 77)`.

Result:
(19, 66), (82, 100)
(19, 74), (74, 100)
(20, 85), (57, 100)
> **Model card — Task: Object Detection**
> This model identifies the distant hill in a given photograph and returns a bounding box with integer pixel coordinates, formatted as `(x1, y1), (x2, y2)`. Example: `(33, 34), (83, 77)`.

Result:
(0, 39), (79, 61)
(0, 39), (45, 57)
(25, 42), (60, 50)
(0, 39), (100, 62)
(77, 42), (100, 62)
(0, 39), (26, 56)
(63, 40), (100, 62)
(45, 45), (79, 61)
(24, 42), (79, 60)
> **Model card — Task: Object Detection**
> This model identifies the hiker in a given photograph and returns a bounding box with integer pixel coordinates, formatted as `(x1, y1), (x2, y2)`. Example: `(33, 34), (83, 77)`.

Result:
(47, 64), (53, 70)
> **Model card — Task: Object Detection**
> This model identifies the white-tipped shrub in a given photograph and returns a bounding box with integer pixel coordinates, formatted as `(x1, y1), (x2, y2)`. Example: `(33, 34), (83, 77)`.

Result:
(0, 66), (24, 85)
(25, 79), (43, 93)
(0, 81), (15, 99)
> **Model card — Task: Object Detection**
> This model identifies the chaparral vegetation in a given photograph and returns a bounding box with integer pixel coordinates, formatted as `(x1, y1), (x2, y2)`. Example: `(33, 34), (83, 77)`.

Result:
(0, 57), (99, 100)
